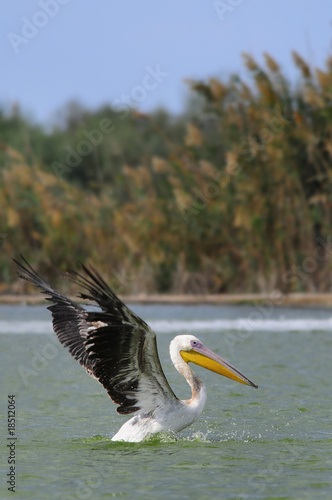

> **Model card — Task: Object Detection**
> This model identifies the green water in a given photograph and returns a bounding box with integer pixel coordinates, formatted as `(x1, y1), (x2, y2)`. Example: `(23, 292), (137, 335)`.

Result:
(1, 304), (331, 499)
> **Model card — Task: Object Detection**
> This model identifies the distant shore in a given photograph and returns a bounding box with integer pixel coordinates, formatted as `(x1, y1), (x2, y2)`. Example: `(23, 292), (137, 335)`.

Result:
(1, 293), (332, 307)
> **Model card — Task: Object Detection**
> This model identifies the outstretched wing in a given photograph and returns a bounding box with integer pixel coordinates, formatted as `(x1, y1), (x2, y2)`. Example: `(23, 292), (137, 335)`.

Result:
(14, 257), (177, 415)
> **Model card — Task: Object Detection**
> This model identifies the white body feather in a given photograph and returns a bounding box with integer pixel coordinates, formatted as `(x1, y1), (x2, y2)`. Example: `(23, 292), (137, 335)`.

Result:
(112, 335), (207, 442)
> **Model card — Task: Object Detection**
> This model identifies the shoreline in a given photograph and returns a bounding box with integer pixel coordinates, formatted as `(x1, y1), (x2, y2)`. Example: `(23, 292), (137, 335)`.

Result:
(1, 293), (332, 307)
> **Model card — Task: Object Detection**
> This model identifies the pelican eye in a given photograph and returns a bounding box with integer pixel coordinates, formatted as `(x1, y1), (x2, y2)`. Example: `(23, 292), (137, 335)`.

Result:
(190, 340), (201, 348)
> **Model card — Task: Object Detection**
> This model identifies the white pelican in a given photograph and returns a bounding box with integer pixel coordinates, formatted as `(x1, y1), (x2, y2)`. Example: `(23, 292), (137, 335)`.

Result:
(15, 257), (258, 442)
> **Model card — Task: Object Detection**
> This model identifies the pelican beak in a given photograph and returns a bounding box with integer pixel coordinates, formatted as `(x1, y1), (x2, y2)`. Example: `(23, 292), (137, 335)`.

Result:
(180, 344), (258, 389)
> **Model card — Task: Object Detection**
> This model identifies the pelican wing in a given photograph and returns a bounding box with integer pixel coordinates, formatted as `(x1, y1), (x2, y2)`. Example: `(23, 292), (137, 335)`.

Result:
(14, 257), (94, 372)
(14, 258), (177, 415)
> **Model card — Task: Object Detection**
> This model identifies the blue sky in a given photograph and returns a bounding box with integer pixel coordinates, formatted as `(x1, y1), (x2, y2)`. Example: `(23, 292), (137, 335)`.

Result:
(1, 1), (331, 124)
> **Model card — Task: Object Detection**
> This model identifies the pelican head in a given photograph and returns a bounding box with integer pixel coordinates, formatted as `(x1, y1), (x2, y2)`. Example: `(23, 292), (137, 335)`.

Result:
(170, 335), (258, 389)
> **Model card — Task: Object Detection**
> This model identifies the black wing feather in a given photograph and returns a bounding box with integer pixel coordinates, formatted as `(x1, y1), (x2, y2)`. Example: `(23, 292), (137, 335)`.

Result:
(14, 257), (177, 415)
(14, 256), (94, 372)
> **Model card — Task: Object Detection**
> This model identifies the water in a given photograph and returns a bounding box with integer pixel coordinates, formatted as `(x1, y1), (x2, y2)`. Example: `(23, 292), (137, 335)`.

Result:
(1, 304), (331, 499)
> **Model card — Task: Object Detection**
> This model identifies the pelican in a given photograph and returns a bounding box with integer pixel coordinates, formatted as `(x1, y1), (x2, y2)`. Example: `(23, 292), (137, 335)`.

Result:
(15, 257), (258, 442)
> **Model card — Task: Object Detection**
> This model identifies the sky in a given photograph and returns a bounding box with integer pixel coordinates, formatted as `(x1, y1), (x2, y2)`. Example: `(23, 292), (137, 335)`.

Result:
(1, 0), (331, 125)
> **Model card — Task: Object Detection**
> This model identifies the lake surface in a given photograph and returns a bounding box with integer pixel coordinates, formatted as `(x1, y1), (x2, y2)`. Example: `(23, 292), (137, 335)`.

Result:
(1, 303), (331, 499)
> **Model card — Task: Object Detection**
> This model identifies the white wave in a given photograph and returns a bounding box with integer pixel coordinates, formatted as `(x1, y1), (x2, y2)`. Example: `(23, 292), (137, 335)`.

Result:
(0, 321), (53, 334)
(0, 317), (332, 335)
(149, 318), (332, 333)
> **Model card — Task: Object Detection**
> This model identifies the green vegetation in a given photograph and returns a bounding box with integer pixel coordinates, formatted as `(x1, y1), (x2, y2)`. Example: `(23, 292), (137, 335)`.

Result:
(1, 50), (332, 294)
